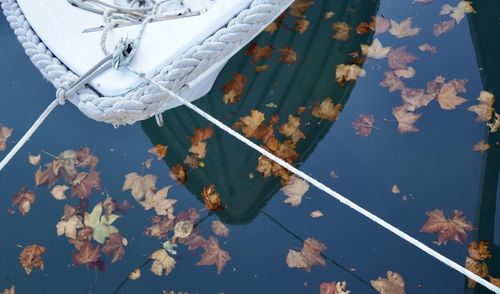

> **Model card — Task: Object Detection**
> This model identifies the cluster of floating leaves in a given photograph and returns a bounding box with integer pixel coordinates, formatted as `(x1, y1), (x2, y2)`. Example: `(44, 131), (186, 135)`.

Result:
(4, 0), (500, 292)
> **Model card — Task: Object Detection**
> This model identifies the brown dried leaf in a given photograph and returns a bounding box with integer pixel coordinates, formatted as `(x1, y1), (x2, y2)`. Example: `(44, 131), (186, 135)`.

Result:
(141, 186), (177, 217)
(380, 71), (405, 93)
(148, 144), (168, 160)
(19, 244), (46, 275)
(72, 241), (101, 266)
(28, 154), (41, 166)
(51, 185), (69, 200)
(392, 105), (422, 134)
(437, 79), (468, 110)
(388, 47), (417, 70)
(169, 164), (187, 184)
(211, 220), (230, 237)
(389, 17), (420, 38)
(151, 249), (176, 276)
(332, 22), (350, 41)
(361, 39), (390, 59)
(468, 241), (492, 261)
(0, 125), (12, 152)
(196, 236), (231, 274)
(222, 73), (247, 105)
(71, 170), (101, 199)
(278, 47), (297, 64)
(320, 281), (351, 294)
(122, 172), (157, 201)
(279, 115), (305, 143)
(335, 64), (366, 83)
(468, 91), (495, 122)
(312, 98), (342, 121)
(373, 16), (390, 35)
(433, 20), (455, 37)
(465, 257), (488, 288)
(473, 140), (490, 154)
(11, 188), (36, 216)
(352, 114), (375, 136)
(286, 238), (327, 272)
(290, 0), (314, 18)
(102, 232), (126, 263)
(370, 271), (405, 294)
(245, 43), (273, 63)
(201, 185), (224, 211)
(296, 19), (310, 34)
(420, 209), (474, 245)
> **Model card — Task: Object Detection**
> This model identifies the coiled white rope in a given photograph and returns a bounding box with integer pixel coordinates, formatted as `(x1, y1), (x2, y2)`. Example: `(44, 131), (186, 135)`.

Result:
(139, 74), (500, 294)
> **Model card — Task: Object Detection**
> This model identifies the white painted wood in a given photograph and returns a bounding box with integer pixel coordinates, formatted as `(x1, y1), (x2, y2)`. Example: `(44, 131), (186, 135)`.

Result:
(16, 0), (252, 96)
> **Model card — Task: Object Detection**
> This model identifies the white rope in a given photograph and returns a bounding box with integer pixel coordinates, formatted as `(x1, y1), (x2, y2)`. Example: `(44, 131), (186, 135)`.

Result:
(0, 99), (59, 172)
(140, 75), (500, 294)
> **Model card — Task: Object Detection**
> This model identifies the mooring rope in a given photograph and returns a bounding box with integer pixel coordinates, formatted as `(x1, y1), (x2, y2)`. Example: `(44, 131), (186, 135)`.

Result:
(138, 74), (500, 293)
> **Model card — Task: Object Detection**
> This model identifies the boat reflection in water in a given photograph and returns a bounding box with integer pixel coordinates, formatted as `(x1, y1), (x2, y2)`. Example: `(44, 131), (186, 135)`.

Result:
(142, 0), (380, 224)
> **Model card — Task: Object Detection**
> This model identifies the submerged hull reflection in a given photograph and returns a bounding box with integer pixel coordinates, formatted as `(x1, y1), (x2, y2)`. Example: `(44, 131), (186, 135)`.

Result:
(142, 0), (380, 224)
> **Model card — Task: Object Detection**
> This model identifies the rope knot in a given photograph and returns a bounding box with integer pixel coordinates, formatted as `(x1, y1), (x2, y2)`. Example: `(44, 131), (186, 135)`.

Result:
(56, 88), (67, 105)
(112, 35), (136, 69)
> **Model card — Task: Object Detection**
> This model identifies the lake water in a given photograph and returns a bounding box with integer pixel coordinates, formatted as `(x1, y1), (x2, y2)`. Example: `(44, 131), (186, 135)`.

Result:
(0, 0), (499, 293)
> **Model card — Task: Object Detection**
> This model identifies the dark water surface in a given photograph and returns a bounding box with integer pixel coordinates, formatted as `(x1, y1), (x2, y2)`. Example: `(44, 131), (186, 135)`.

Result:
(1, 0), (499, 293)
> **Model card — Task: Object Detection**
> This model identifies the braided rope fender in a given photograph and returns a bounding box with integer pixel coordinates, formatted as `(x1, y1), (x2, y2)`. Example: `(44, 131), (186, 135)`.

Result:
(1, 0), (292, 125)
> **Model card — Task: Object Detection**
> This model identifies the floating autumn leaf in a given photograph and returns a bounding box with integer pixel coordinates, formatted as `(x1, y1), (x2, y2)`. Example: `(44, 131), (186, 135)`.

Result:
(222, 73), (247, 105)
(122, 172), (157, 201)
(373, 15), (390, 35)
(312, 98), (342, 121)
(468, 241), (492, 261)
(418, 44), (437, 54)
(189, 141), (207, 159)
(296, 19), (309, 34)
(286, 238), (327, 272)
(391, 185), (400, 194)
(437, 79), (468, 110)
(380, 71), (405, 93)
(169, 164), (187, 185)
(371, 271), (405, 294)
(440, 1), (475, 24)
(235, 110), (265, 138)
(201, 184), (224, 211)
(394, 67), (415, 79)
(324, 11), (334, 20)
(11, 187), (36, 216)
(19, 244), (46, 275)
(310, 210), (323, 218)
(465, 257), (489, 288)
(265, 22), (278, 34)
(84, 202), (120, 244)
(361, 39), (390, 59)
(490, 276), (500, 287)
(245, 43), (273, 63)
(401, 88), (435, 111)
(388, 47), (417, 70)
(392, 105), (422, 134)
(335, 64), (366, 83)
(71, 170), (101, 199)
(148, 144), (168, 160)
(0, 286), (14, 294)
(356, 21), (375, 35)
(189, 126), (213, 146)
(129, 268), (141, 280)
(196, 236), (231, 274)
(389, 17), (420, 38)
(320, 281), (350, 294)
(34, 163), (59, 187)
(279, 115), (305, 143)
(56, 204), (84, 239)
(211, 220), (229, 237)
(468, 91), (495, 122)
(290, 0), (313, 18)
(331, 22), (350, 41)
(144, 215), (175, 239)
(278, 46), (297, 64)
(102, 232), (126, 263)
(473, 140), (490, 154)
(282, 176), (309, 207)
(420, 209), (474, 245)
(28, 154), (41, 166)
(51, 185), (69, 200)
(141, 186), (177, 218)
(352, 114), (375, 136)
(0, 124), (12, 152)
(72, 241), (101, 267)
(433, 20), (455, 37)
(76, 147), (99, 169)
(488, 113), (500, 133)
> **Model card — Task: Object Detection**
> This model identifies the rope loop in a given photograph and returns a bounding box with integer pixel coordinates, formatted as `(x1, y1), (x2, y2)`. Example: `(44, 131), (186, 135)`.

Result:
(56, 88), (67, 105)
